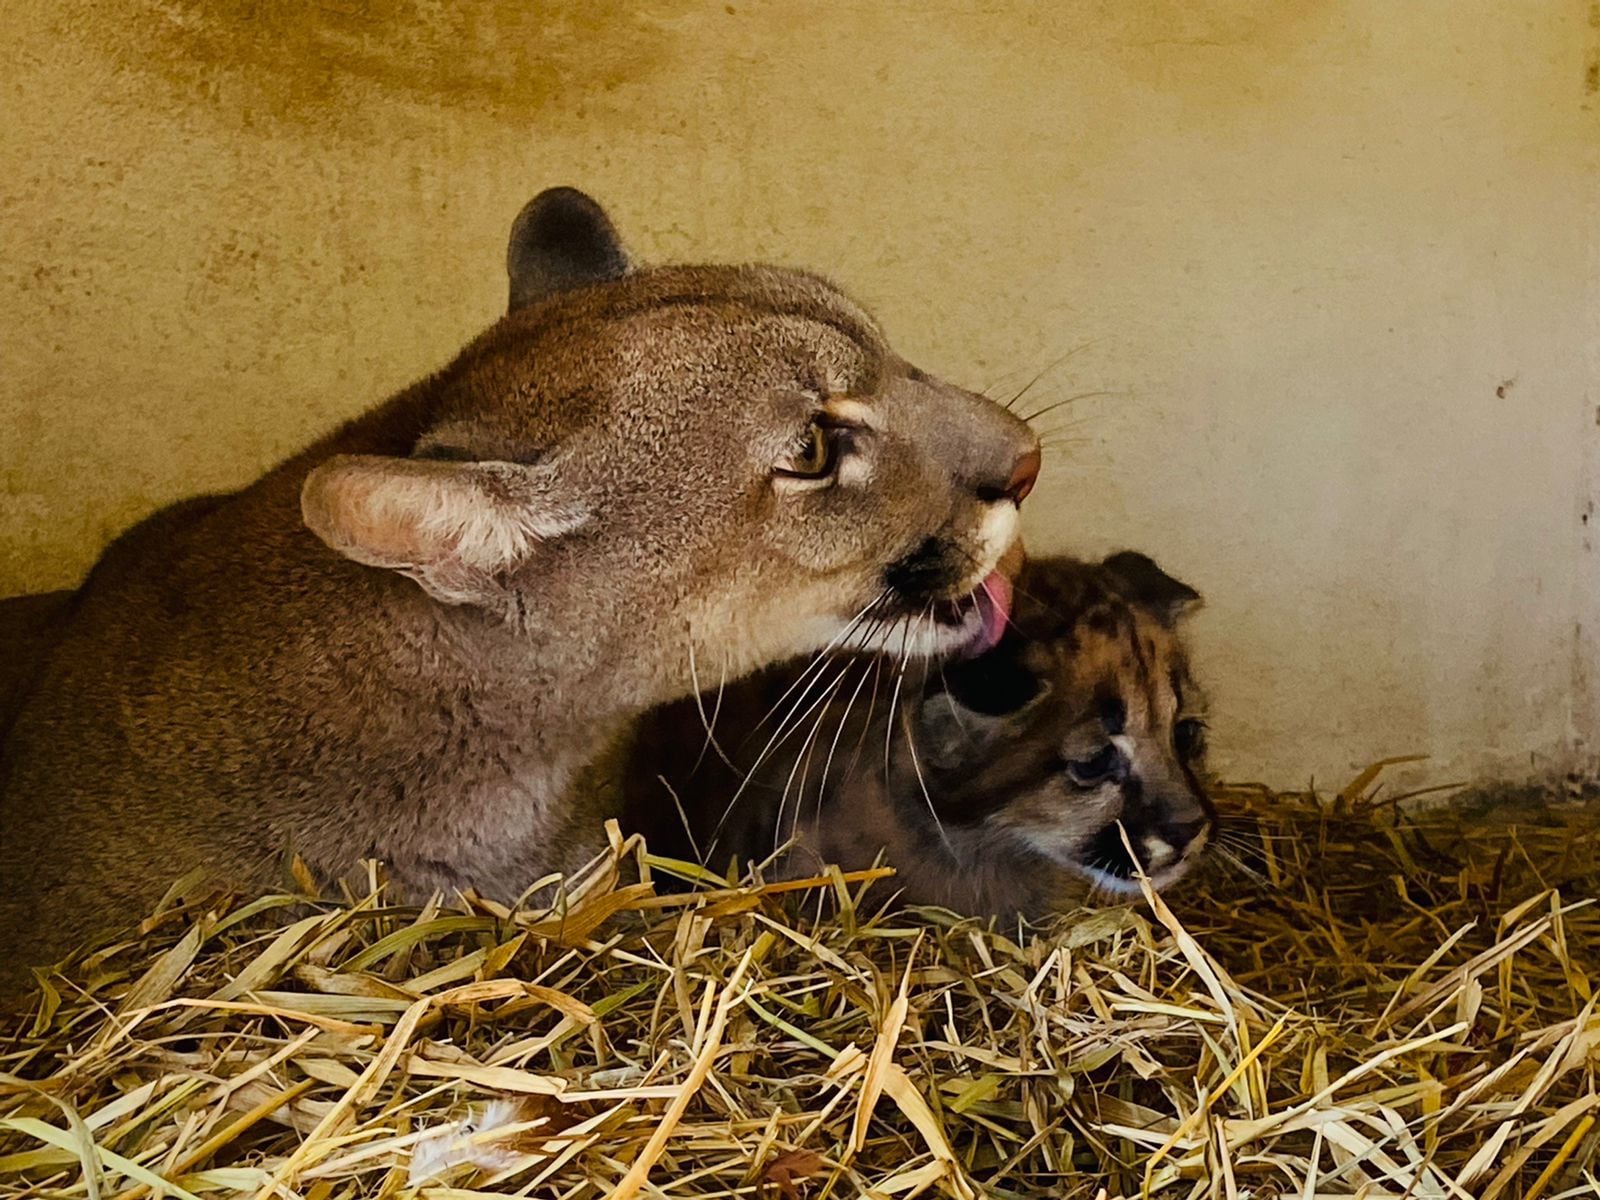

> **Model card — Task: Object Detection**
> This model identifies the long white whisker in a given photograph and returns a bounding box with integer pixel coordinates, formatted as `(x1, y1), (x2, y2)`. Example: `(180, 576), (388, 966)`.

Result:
(1018, 388), (1122, 425)
(841, 653), (888, 785)
(773, 662), (851, 861)
(744, 590), (890, 741)
(1214, 845), (1271, 888)
(884, 609), (918, 777)
(899, 698), (954, 854)
(705, 649), (866, 864)
(815, 657), (875, 825)
(657, 775), (703, 866)
(686, 639), (736, 773)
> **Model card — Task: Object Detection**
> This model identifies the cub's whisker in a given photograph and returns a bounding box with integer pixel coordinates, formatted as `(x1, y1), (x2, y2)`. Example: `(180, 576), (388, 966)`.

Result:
(1212, 844), (1272, 889)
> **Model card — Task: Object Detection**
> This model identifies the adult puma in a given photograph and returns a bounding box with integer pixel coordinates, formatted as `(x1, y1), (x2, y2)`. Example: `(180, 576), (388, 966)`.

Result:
(0, 188), (1038, 993)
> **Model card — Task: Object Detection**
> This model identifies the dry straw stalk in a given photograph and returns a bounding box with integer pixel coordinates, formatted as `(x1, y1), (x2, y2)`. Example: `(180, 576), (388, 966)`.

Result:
(2, 765), (1598, 1198)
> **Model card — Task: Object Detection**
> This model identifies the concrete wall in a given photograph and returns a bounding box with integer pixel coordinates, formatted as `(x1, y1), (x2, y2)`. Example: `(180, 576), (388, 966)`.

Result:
(3, 0), (1597, 791)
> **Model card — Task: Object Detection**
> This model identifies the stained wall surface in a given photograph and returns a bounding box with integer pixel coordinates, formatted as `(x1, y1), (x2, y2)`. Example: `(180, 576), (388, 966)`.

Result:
(3, 0), (1597, 790)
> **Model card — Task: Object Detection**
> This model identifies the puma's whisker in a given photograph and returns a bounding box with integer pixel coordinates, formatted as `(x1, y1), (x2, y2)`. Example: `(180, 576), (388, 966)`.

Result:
(1017, 389), (1122, 425)
(998, 342), (1103, 412)
(0, 184), (1042, 992)
(627, 554), (1216, 921)
(705, 653), (861, 863)
(685, 638), (736, 774)
(742, 590), (889, 743)
(900, 700), (955, 855)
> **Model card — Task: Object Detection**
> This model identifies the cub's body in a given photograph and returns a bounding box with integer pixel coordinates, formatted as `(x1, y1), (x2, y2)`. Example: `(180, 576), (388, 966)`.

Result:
(628, 554), (1214, 918)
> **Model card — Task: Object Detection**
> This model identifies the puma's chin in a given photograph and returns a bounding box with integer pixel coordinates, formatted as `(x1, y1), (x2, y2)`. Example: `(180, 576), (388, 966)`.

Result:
(865, 522), (1024, 661)
(762, 527), (1023, 668)
(840, 568), (1014, 661)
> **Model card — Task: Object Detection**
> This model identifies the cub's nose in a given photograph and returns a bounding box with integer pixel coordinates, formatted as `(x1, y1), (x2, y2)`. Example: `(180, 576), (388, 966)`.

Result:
(976, 445), (1042, 506)
(1142, 815), (1210, 871)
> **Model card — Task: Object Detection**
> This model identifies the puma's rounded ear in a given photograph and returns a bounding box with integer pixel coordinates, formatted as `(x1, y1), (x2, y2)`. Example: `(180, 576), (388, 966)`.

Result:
(1100, 551), (1201, 624)
(507, 187), (632, 311)
(301, 455), (588, 606)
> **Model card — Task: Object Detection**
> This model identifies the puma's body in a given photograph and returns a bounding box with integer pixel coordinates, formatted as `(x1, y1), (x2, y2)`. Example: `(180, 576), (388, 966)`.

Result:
(0, 190), (1038, 994)
(627, 554), (1214, 919)
(0, 590), (73, 742)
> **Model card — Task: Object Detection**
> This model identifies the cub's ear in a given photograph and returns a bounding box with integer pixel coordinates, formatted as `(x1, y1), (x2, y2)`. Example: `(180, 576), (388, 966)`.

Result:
(301, 455), (589, 606)
(507, 187), (632, 311)
(1100, 551), (1201, 624)
(918, 648), (1048, 769)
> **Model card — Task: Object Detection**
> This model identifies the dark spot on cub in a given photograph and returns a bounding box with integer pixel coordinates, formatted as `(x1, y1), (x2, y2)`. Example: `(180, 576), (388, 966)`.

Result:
(1083, 606), (1120, 637)
(936, 633), (1041, 715)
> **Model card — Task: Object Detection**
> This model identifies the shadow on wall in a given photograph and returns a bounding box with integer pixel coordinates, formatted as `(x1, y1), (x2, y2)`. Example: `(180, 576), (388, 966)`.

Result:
(87, 0), (1345, 131)
(84, 0), (689, 124)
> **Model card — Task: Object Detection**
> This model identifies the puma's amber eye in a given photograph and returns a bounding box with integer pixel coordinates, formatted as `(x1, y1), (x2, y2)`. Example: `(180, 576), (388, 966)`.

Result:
(777, 422), (834, 479)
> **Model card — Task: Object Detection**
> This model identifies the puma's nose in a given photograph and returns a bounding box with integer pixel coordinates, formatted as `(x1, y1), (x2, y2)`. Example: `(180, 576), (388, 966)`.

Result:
(1005, 447), (1041, 504)
(976, 446), (1042, 506)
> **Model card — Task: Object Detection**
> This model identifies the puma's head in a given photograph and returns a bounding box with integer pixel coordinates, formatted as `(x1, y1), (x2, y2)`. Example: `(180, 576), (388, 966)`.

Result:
(904, 553), (1214, 893)
(300, 188), (1039, 704)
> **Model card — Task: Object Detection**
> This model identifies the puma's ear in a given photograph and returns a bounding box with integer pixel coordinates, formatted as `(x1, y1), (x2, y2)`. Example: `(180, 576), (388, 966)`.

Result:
(301, 455), (588, 606)
(507, 187), (632, 311)
(1100, 551), (1202, 624)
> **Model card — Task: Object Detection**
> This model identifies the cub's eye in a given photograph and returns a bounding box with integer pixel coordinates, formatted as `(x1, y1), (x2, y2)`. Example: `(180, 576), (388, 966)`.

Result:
(776, 422), (834, 479)
(1174, 718), (1207, 759)
(1064, 744), (1120, 787)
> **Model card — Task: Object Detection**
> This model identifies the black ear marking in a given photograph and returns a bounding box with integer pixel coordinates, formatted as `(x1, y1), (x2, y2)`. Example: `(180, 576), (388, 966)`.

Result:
(506, 187), (632, 311)
(1100, 551), (1202, 624)
(936, 635), (1043, 716)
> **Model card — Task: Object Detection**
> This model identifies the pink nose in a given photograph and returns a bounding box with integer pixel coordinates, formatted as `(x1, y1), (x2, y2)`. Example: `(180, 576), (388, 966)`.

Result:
(1005, 447), (1041, 504)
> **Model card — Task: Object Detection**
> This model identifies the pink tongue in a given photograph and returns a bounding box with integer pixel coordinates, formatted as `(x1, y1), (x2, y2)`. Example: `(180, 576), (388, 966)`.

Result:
(964, 569), (1013, 657)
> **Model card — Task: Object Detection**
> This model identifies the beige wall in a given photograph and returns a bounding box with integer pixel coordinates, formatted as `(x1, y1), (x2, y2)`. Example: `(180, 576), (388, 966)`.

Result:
(3, 0), (1597, 791)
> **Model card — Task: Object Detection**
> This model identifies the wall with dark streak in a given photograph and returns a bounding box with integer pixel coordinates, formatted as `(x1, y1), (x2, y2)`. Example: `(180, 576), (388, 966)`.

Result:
(3, 0), (1598, 790)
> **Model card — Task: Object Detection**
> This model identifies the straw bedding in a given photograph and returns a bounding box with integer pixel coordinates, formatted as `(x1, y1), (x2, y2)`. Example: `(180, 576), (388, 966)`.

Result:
(2, 762), (1598, 1199)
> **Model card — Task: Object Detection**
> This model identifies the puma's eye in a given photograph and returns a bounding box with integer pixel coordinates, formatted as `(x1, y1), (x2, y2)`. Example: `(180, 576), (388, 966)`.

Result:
(777, 422), (834, 479)
(1064, 744), (1121, 787)
(1174, 718), (1207, 760)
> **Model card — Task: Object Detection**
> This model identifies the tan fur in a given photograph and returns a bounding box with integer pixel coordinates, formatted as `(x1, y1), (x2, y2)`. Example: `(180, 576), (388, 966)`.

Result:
(626, 554), (1213, 919)
(0, 189), (1037, 994)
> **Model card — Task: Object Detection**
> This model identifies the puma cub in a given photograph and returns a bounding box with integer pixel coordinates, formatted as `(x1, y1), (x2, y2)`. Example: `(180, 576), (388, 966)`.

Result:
(0, 188), (1039, 991)
(626, 553), (1213, 917)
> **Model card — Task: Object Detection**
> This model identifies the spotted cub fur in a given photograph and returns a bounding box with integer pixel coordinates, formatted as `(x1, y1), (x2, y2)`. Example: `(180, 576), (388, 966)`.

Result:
(626, 553), (1214, 918)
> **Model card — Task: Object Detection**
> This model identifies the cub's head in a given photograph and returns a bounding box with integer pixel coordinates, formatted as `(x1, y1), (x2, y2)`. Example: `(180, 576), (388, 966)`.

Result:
(301, 188), (1038, 700)
(902, 553), (1214, 893)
